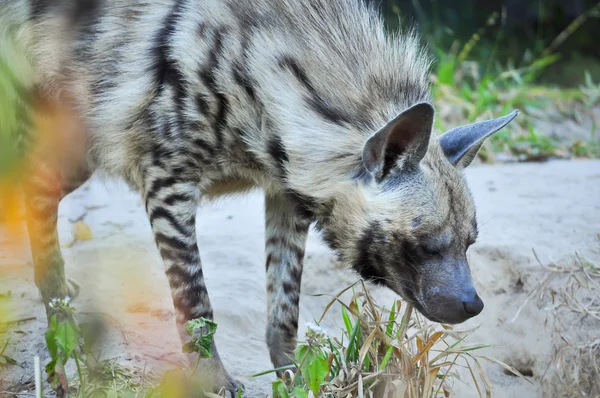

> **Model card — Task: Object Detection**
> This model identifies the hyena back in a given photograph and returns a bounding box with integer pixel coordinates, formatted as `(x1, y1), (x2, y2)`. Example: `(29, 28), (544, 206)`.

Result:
(1, 0), (517, 393)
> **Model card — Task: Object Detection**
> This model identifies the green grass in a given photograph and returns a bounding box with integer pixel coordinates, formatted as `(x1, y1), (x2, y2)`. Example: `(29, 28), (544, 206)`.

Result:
(431, 44), (600, 162)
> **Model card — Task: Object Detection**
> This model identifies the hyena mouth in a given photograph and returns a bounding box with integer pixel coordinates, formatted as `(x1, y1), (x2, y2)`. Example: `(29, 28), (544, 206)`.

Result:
(393, 283), (446, 324)
(411, 300), (444, 323)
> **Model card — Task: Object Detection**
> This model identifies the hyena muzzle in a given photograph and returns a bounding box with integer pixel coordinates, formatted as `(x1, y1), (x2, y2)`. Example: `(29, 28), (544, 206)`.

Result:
(1, 0), (518, 394)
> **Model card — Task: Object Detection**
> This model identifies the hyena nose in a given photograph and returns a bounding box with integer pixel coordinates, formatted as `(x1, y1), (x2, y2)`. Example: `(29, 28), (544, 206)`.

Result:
(462, 293), (484, 317)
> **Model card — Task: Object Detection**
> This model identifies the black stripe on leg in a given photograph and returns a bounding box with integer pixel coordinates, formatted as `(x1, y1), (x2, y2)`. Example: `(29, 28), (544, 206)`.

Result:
(165, 264), (201, 285)
(159, 247), (198, 267)
(266, 253), (273, 271)
(282, 281), (298, 296)
(149, 207), (191, 236)
(163, 193), (193, 206)
(274, 320), (297, 340)
(146, 177), (180, 201)
(154, 232), (189, 252)
(172, 291), (213, 321)
(290, 263), (303, 286)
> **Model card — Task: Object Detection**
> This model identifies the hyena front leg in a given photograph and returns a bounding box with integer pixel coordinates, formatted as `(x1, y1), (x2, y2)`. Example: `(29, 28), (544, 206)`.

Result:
(265, 193), (311, 371)
(142, 173), (240, 395)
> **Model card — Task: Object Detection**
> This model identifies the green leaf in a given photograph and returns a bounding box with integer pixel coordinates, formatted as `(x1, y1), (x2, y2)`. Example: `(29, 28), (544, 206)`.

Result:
(55, 321), (80, 360)
(328, 338), (341, 377)
(346, 319), (361, 363)
(303, 355), (328, 396)
(295, 344), (309, 363)
(50, 314), (58, 332)
(184, 318), (217, 358)
(272, 379), (290, 398)
(380, 345), (394, 370)
(364, 352), (371, 372)
(386, 301), (396, 337)
(459, 344), (493, 353)
(341, 307), (353, 337)
(45, 329), (58, 359)
(292, 387), (309, 398)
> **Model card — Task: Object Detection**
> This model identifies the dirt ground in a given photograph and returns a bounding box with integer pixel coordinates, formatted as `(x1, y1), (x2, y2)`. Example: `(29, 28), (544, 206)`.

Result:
(1, 158), (599, 397)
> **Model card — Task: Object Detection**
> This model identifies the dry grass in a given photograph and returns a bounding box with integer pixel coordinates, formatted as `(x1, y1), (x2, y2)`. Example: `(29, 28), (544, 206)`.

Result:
(535, 255), (600, 398)
(261, 280), (527, 398)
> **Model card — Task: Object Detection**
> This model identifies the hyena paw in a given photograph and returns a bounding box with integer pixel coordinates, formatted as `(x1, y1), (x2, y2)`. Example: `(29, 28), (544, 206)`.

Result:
(268, 346), (297, 377)
(66, 277), (81, 299)
(221, 372), (243, 397)
(194, 357), (243, 397)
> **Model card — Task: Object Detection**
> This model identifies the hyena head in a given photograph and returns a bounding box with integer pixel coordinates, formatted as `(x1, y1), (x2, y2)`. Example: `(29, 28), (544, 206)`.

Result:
(326, 103), (518, 324)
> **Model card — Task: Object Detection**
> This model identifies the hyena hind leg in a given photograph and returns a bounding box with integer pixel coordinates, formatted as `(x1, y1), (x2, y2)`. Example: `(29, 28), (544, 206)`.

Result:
(23, 160), (91, 315)
(265, 193), (311, 373)
(142, 171), (241, 395)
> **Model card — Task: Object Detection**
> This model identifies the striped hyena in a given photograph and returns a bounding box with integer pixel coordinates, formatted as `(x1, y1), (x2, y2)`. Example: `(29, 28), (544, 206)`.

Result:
(1, 0), (518, 393)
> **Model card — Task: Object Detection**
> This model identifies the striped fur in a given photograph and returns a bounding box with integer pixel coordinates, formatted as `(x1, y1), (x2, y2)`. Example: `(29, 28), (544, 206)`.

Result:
(1, 0), (517, 393)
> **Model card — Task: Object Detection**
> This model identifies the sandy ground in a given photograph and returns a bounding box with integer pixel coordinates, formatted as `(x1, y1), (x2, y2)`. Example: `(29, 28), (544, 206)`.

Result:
(1, 159), (599, 397)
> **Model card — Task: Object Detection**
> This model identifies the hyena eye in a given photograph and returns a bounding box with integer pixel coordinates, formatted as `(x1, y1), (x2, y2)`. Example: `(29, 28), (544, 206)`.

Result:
(422, 245), (441, 257)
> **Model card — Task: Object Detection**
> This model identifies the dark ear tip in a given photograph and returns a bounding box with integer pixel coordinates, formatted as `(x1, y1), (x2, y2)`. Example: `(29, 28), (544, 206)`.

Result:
(414, 101), (435, 113)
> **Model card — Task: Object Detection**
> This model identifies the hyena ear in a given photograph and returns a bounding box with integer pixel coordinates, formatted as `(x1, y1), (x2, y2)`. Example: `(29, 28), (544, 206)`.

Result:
(439, 110), (519, 168)
(362, 102), (434, 176)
